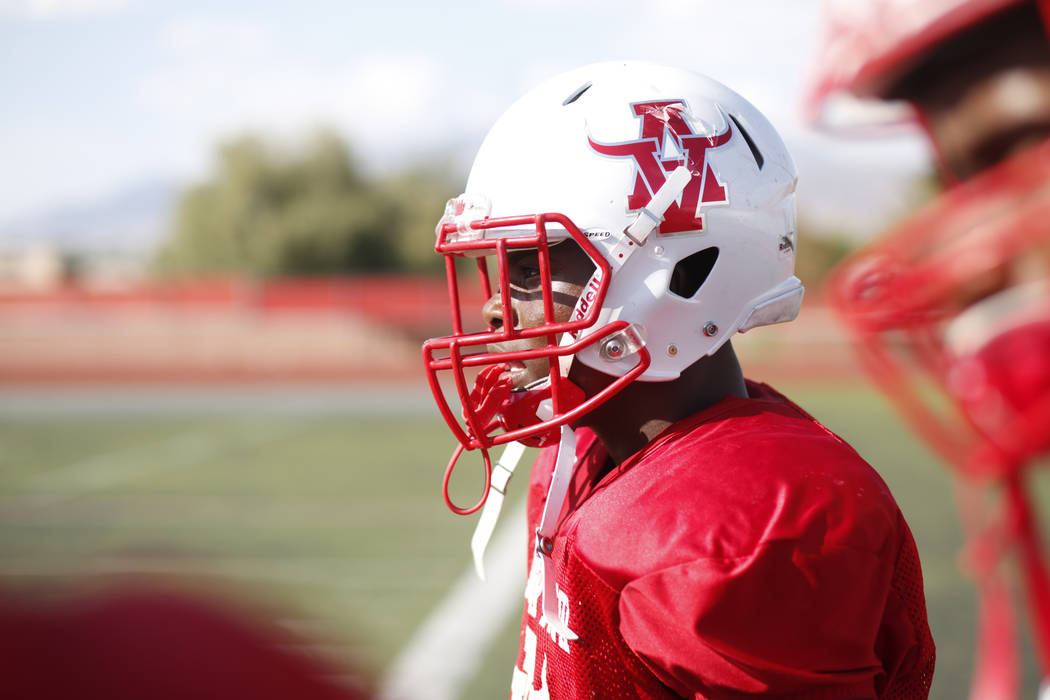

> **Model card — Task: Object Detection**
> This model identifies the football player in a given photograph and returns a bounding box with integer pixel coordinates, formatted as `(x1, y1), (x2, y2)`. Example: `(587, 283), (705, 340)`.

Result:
(423, 61), (934, 698)
(807, 1), (1050, 697)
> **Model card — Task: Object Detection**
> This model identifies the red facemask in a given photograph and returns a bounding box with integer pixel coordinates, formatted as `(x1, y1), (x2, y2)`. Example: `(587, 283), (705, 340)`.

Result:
(831, 138), (1050, 478)
(422, 207), (650, 514)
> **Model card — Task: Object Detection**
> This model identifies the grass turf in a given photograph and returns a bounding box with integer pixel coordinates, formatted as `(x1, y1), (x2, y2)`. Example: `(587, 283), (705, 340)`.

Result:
(0, 383), (1046, 699)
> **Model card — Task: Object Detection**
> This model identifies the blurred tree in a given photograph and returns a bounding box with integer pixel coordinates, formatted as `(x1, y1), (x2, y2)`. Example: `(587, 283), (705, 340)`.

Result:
(377, 160), (461, 273)
(157, 129), (450, 277)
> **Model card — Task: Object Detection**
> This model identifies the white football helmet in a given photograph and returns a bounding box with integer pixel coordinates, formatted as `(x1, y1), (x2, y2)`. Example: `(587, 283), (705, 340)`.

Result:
(423, 61), (803, 513)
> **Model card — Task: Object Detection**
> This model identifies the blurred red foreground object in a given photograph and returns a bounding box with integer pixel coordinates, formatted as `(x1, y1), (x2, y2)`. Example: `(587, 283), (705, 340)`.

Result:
(0, 589), (369, 700)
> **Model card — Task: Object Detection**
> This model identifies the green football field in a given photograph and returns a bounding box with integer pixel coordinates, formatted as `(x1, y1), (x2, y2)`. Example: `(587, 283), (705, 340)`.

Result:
(0, 382), (1046, 699)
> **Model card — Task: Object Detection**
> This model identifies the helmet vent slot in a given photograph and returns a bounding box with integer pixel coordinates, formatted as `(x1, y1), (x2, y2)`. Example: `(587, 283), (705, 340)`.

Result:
(729, 114), (764, 170)
(562, 81), (593, 106)
(669, 247), (719, 299)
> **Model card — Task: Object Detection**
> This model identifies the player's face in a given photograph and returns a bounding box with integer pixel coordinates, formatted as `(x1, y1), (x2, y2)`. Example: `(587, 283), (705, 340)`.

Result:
(904, 10), (1050, 181)
(481, 240), (596, 390)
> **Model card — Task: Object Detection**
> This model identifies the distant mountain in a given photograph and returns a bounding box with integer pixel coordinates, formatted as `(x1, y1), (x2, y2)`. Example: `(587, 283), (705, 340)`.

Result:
(0, 179), (180, 257)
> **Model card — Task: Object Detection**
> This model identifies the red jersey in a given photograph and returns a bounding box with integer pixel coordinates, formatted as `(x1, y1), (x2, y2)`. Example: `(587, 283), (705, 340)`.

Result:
(511, 382), (934, 699)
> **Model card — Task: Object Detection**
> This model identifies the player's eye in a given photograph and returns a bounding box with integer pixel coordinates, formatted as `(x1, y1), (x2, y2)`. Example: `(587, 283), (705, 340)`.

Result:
(509, 257), (542, 287)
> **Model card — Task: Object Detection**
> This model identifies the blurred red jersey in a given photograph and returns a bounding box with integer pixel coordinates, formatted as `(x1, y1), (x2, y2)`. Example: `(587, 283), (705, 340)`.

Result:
(511, 381), (934, 699)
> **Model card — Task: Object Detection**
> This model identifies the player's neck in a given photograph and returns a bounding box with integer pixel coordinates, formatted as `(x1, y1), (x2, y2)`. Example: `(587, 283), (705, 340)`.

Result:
(570, 342), (748, 465)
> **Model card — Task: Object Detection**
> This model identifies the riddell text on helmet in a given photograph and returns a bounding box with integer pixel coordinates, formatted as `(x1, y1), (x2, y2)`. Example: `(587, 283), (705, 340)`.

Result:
(572, 274), (604, 326)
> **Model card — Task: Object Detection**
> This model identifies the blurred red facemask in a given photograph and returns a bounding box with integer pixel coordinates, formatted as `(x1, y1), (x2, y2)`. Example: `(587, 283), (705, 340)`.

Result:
(830, 139), (1050, 476)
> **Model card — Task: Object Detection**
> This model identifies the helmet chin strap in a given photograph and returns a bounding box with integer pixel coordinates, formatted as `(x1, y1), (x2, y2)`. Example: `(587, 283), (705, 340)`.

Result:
(609, 165), (692, 266)
(534, 417), (579, 641)
(625, 164), (692, 244)
(468, 401), (579, 642)
(471, 440), (526, 581)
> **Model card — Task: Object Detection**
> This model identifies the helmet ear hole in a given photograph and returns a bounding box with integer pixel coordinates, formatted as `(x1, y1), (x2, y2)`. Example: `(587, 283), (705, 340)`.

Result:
(669, 247), (719, 299)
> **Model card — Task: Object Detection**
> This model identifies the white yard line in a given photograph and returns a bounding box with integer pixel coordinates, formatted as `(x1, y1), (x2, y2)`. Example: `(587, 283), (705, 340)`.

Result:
(377, 500), (528, 700)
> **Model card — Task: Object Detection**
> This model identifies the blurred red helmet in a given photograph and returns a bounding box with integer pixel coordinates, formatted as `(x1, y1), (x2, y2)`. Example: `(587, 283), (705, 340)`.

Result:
(805, 0), (1050, 127)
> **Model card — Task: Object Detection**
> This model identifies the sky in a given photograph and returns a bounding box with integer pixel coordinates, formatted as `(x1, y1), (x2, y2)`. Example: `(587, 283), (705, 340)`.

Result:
(0, 0), (931, 235)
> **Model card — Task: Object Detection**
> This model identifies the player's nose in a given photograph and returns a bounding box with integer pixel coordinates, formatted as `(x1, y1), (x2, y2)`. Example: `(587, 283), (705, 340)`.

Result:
(482, 295), (518, 331)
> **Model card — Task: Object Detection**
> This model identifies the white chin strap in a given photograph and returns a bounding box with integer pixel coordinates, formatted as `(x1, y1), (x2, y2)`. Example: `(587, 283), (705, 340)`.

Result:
(533, 423), (579, 641)
(608, 164), (692, 266)
(470, 392), (554, 581)
(468, 399), (579, 642)
(471, 440), (526, 581)
(625, 164), (691, 244)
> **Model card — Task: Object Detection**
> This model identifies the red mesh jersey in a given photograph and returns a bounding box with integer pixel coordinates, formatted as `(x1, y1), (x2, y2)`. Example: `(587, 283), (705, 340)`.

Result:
(511, 381), (934, 699)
